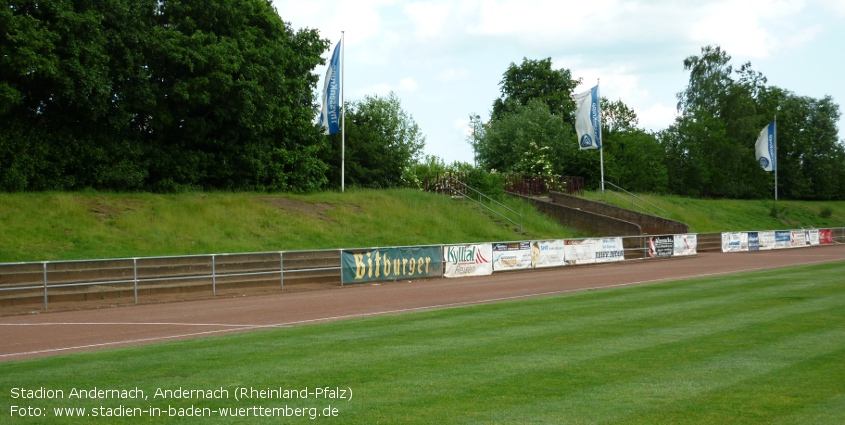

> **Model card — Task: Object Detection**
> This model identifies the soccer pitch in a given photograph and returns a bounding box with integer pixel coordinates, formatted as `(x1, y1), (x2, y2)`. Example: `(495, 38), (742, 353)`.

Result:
(2, 261), (844, 424)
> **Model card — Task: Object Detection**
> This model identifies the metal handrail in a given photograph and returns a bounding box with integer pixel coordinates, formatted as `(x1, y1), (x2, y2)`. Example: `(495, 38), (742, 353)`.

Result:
(441, 176), (523, 234)
(603, 182), (669, 218)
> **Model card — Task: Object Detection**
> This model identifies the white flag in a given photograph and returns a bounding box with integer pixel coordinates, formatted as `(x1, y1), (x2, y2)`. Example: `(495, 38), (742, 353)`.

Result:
(573, 85), (601, 150)
(755, 121), (776, 172)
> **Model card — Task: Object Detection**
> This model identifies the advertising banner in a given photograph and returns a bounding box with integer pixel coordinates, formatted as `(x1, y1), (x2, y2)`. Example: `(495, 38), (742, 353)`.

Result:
(746, 232), (760, 251)
(342, 246), (442, 284)
(443, 244), (493, 278)
(564, 239), (597, 265)
(649, 236), (674, 258)
(721, 232), (746, 253)
(758, 231), (776, 250)
(790, 230), (806, 247)
(492, 242), (532, 271)
(531, 240), (566, 269)
(673, 234), (698, 256)
(775, 231), (791, 249)
(819, 229), (834, 245)
(806, 229), (820, 246)
(595, 238), (625, 263)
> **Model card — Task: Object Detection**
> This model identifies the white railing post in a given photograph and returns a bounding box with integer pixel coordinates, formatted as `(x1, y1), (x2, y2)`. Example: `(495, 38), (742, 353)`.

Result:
(133, 258), (138, 304)
(279, 252), (284, 291)
(43, 262), (48, 310)
(212, 255), (217, 296)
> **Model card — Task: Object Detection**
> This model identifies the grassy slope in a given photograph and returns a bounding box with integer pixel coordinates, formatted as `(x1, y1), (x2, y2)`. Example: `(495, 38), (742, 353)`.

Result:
(0, 189), (582, 263)
(1, 261), (843, 424)
(583, 191), (845, 233)
(2, 189), (844, 263)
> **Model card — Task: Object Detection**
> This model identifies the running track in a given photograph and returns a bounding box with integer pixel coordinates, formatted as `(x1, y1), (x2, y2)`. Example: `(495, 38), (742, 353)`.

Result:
(2, 246), (844, 362)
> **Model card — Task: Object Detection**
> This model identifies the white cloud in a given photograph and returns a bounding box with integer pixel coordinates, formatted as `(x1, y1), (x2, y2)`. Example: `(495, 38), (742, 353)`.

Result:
(637, 103), (679, 133)
(438, 68), (470, 82)
(404, 2), (453, 38)
(400, 77), (419, 92)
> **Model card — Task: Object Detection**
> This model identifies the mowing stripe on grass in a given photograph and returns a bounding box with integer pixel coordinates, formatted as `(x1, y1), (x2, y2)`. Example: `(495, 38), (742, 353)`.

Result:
(1, 261), (843, 424)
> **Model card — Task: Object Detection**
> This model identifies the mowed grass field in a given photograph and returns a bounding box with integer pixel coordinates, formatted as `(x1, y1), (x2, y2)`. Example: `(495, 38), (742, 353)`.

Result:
(2, 261), (843, 424)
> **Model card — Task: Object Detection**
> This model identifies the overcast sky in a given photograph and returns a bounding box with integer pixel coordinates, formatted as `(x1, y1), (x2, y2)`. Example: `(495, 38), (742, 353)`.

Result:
(273, 0), (845, 164)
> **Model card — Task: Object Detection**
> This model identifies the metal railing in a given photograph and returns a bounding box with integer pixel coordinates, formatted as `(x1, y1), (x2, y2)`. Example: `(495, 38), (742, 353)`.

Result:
(603, 182), (669, 218)
(441, 175), (523, 234)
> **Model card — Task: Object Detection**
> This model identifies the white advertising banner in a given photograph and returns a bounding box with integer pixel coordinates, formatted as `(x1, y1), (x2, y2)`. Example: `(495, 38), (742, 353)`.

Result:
(721, 232), (747, 253)
(531, 240), (566, 269)
(564, 239), (597, 265)
(806, 229), (820, 246)
(758, 231), (776, 250)
(595, 238), (625, 263)
(673, 234), (697, 256)
(492, 242), (532, 271)
(775, 231), (791, 249)
(790, 230), (806, 247)
(443, 244), (493, 278)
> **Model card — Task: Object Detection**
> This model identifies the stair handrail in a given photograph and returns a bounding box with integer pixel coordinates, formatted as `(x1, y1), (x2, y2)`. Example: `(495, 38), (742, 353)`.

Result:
(441, 175), (523, 234)
(603, 181), (669, 218)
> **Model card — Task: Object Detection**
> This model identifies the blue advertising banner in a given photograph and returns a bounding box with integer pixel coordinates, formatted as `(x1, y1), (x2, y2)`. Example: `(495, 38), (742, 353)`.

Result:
(747, 232), (760, 251)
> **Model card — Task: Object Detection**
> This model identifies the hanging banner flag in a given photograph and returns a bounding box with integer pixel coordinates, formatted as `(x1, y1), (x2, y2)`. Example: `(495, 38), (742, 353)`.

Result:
(341, 246), (442, 284)
(573, 85), (601, 150)
(755, 121), (776, 172)
(319, 39), (342, 135)
(492, 242), (532, 271)
(443, 244), (493, 278)
(531, 240), (566, 269)
(673, 234), (698, 256)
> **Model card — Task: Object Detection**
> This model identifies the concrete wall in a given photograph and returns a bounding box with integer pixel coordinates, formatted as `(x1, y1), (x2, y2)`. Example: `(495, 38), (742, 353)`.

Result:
(549, 191), (690, 235)
(511, 193), (642, 237)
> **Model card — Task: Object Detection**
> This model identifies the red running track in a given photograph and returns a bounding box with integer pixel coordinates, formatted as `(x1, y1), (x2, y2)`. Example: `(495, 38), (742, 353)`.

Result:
(1, 246), (844, 362)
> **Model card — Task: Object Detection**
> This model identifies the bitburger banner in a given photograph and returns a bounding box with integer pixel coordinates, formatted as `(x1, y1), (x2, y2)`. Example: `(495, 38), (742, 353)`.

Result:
(595, 238), (625, 263)
(443, 244), (493, 278)
(673, 234), (697, 256)
(492, 242), (532, 271)
(342, 246), (442, 284)
(531, 240), (566, 269)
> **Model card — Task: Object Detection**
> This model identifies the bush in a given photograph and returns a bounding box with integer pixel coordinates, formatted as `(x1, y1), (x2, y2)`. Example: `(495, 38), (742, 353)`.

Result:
(820, 206), (833, 219)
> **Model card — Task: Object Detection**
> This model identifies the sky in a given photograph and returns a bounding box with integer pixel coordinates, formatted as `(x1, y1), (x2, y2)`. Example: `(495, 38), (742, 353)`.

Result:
(273, 0), (845, 165)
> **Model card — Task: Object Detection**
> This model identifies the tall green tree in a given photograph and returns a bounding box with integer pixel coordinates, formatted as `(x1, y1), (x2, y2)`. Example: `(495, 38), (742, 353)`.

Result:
(323, 92), (425, 189)
(491, 57), (580, 123)
(600, 98), (668, 193)
(1, 0), (329, 192)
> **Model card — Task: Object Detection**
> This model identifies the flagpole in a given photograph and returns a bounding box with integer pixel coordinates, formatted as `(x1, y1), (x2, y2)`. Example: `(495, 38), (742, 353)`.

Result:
(341, 31), (346, 193)
(774, 115), (777, 202)
(598, 78), (604, 192)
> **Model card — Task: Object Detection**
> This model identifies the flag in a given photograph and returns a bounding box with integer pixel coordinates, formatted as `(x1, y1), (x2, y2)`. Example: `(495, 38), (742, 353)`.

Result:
(573, 85), (601, 150)
(319, 39), (342, 135)
(755, 121), (776, 172)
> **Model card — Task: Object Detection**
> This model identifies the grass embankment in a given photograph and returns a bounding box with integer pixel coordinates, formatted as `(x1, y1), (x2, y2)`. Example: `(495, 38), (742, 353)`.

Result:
(0, 189), (582, 263)
(584, 191), (845, 233)
(2, 261), (843, 424)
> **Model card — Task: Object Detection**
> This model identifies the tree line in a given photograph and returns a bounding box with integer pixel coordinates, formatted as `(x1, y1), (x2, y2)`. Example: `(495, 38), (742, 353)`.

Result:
(3, 2), (842, 199)
(473, 49), (845, 200)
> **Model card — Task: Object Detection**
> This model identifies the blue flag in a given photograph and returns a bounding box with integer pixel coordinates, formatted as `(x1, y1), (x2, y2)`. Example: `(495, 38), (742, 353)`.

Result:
(755, 121), (776, 172)
(573, 85), (601, 150)
(319, 40), (342, 135)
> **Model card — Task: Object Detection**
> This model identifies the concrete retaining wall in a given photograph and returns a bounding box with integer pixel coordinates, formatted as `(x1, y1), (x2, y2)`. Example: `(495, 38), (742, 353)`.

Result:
(549, 191), (690, 235)
(510, 193), (642, 237)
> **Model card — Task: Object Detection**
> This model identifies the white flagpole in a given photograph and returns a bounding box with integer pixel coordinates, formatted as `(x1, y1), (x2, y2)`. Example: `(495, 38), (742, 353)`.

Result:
(598, 79), (604, 192)
(341, 31), (346, 193)
(774, 115), (777, 201)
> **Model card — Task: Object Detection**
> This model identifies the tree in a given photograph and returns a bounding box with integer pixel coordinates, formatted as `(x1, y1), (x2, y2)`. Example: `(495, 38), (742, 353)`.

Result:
(600, 98), (668, 193)
(0, 0), (329, 192)
(491, 57), (580, 123)
(665, 45), (770, 198)
(323, 92), (425, 189)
